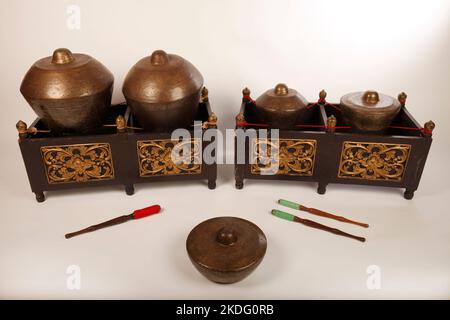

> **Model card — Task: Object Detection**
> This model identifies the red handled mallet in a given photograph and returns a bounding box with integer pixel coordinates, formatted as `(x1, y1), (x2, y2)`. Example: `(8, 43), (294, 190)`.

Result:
(65, 204), (161, 239)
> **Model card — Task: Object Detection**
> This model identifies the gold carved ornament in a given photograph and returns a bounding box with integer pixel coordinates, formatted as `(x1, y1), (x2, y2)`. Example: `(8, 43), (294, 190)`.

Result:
(137, 139), (202, 177)
(41, 143), (115, 184)
(251, 139), (317, 176)
(338, 142), (411, 181)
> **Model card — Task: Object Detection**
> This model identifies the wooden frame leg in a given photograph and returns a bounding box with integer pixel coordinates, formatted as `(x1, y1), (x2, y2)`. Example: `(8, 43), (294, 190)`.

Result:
(404, 188), (415, 200)
(208, 179), (216, 190)
(235, 163), (244, 189)
(125, 184), (135, 196)
(235, 178), (244, 189)
(317, 182), (327, 195)
(206, 162), (217, 190)
(35, 191), (45, 203)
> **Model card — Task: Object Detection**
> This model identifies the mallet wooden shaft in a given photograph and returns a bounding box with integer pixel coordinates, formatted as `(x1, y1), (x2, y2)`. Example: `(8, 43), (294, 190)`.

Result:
(272, 209), (366, 242)
(65, 204), (161, 239)
(278, 199), (369, 228)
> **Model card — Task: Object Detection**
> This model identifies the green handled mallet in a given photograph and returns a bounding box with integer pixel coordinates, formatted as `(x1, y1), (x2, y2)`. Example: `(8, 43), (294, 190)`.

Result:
(278, 199), (369, 228)
(272, 209), (366, 242)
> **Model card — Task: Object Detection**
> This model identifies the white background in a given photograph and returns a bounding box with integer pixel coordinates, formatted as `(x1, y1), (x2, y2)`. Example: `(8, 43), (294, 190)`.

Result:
(0, 0), (449, 299)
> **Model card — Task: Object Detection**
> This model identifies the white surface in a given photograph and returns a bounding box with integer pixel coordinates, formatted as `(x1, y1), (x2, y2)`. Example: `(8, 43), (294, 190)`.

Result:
(0, 0), (449, 299)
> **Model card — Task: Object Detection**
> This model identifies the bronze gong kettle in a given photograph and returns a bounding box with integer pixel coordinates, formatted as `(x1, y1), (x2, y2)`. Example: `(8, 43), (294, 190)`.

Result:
(186, 217), (267, 284)
(253, 83), (308, 129)
(122, 50), (204, 132)
(20, 48), (114, 134)
(340, 90), (401, 131)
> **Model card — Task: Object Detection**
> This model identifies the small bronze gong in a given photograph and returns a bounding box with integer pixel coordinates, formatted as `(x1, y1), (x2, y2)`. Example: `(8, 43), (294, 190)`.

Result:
(186, 217), (267, 284)
(253, 83), (308, 129)
(340, 90), (401, 131)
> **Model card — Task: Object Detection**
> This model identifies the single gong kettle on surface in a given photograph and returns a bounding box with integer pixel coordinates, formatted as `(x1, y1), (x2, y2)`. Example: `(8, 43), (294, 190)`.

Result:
(253, 83), (308, 129)
(186, 217), (267, 284)
(122, 50), (204, 132)
(20, 48), (114, 134)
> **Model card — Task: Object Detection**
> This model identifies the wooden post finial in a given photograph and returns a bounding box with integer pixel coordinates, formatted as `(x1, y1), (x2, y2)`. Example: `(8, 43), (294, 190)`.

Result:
(327, 115), (337, 133)
(423, 120), (435, 136)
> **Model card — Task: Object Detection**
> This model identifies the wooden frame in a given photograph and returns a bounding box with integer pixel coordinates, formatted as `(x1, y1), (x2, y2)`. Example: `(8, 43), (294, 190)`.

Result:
(17, 102), (217, 202)
(234, 97), (433, 199)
